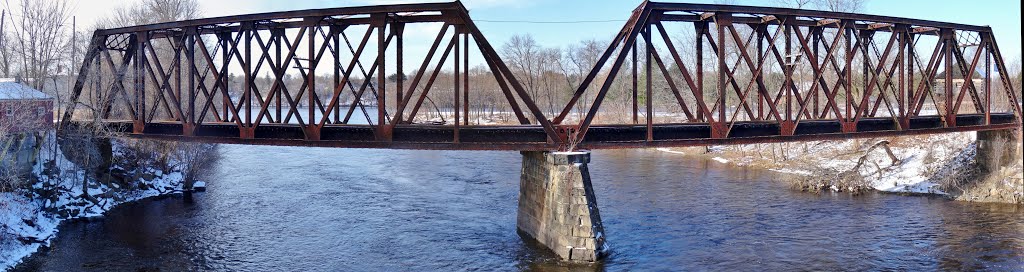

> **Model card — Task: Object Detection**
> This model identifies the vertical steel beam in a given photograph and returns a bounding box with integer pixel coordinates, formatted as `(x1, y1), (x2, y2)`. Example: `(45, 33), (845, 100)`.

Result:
(942, 28), (954, 126)
(136, 33), (147, 132)
(862, 30), (869, 118)
(784, 23), (792, 122)
(812, 27), (820, 117)
(844, 24), (852, 126)
(757, 25), (764, 121)
(187, 30), (196, 131)
(396, 23), (405, 113)
(454, 25), (461, 143)
(221, 32), (230, 122)
(308, 23), (317, 131)
(333, 25), (341, 124)
(276, 29), (283, 123)
(696, 22), (705, 122)
(984, 34), (991, 125)
(907, 31), (914, 117)
(716, 14), (729, 137)
(377, 17), (388, 140)
(173, 35), (182, 122)
(246, 26), (254, 127)
(463, 31), (470, 126)
(132, 34), (140, 124)
(897, 26), (905, 121)
(644, 24), (653, 141)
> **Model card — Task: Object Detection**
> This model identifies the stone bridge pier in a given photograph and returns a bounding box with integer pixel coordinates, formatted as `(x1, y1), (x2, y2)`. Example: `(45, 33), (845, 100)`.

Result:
(517, 151), (607, 262)
(976, 129), (1022, 171)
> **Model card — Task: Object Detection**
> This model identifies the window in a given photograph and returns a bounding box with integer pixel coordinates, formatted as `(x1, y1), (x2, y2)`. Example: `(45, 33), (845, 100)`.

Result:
(5, 107), (12, 116)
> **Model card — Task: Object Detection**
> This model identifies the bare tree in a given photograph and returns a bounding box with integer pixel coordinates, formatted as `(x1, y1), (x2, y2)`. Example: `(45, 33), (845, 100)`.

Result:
(3, 0), (73, 88)
(815, 0), (866, 12)
(95, 3), (149, 28)
(144, 0), (201, 24)
(503, 34), (545, 119)
(96, 0), (200, 28)
(1010, 57), (1022, 100)
(772, 0), (815, 9)
(559, 39), (603, 118)
(1, 10), (11, 77)
(170, 142), (217, 191)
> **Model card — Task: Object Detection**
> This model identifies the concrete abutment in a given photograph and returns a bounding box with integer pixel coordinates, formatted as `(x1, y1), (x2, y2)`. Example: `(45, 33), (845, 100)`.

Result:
(517, 151), (607, 262)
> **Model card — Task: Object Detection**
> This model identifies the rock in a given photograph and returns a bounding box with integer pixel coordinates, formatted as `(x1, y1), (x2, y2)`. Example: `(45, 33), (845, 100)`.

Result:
(17, 236), (44, 245)
(141, 172), (156, 181)
(192, 181), (207, 192)
(22, 218), (36, 228)
(98, 173), (115, 184)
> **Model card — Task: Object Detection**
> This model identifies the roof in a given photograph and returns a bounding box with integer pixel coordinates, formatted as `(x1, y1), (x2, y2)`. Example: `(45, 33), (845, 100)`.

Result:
(936, 69), (984, 80)
(0, 79), (53, 100)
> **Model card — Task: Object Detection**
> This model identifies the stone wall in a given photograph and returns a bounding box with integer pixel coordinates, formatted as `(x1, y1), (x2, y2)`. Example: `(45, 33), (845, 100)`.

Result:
(517, 151), (607, 262)
(964, 129), (1024, 204)
(977, 129), (1021, 172)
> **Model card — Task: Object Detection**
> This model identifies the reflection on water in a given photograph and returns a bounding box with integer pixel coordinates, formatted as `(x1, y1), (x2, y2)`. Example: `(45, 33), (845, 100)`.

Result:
(14, 148), (1024, 271)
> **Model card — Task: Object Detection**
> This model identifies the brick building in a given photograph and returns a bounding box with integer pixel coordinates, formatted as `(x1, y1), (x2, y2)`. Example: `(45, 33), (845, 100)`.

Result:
(0, 79), (54, 132)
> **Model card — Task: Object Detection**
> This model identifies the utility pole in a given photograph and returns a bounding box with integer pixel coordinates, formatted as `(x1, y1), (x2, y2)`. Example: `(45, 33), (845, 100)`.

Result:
(63, 16), (76, 124)
(70, 16), (76, 102)
(1, 10), (6, 78)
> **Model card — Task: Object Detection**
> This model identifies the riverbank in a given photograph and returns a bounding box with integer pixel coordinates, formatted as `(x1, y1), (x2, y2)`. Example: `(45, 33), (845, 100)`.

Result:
(9, 147), (1024, 270)
(658, 132), (1023, 204)
(1, 133), (212, 271)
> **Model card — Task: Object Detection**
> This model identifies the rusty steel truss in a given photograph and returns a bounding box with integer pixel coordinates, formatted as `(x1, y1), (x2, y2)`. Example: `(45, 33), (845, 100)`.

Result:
(62, 1), (1021, 151)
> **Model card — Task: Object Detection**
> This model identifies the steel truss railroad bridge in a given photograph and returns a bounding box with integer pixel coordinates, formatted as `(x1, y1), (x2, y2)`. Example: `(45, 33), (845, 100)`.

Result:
(60, 1), (1022, 151)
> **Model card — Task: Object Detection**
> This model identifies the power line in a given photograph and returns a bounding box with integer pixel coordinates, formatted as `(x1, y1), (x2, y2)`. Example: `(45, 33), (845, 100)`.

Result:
(475, 19), (625, 24)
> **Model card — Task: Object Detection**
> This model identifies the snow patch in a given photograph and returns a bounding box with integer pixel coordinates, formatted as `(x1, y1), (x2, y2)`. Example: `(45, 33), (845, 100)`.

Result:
(655, 148), (687, 155)
(657, 132), (977, 195)
(2, 132), (203, 270)
(769, 168), (813, 176)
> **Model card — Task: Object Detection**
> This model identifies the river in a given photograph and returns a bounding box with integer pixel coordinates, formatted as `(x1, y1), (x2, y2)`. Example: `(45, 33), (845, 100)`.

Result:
(11, 143), (1024, 271)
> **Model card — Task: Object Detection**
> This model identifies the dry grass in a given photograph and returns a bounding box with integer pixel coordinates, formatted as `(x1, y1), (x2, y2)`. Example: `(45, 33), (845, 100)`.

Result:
(788, 168), (874, 194)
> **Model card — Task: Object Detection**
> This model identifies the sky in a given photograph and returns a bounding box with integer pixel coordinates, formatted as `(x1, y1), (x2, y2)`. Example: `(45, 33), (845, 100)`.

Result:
(59, 0), (1023, 65)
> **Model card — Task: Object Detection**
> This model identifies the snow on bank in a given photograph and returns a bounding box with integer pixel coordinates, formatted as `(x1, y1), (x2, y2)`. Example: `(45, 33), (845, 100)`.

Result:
(0, 195), (58, 271)
(655, 148), (686, 155)
(1, 133), (199, 271)
(854, 134), (974, 194)
(658, 133), (978, 195)
(768, 168), (813, 176)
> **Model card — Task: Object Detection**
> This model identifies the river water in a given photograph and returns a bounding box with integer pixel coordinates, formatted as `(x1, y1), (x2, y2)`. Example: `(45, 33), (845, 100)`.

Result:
(12, 144), (1024, 271)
